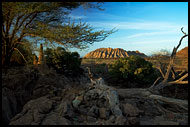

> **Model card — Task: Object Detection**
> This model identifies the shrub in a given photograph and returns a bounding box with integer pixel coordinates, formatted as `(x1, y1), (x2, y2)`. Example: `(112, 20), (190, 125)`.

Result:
(44, 47), (82, 76)
(108, 55), (159, 86)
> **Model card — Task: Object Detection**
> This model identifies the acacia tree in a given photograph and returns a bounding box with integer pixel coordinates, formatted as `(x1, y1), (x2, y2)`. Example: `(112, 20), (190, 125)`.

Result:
(2, 2), (116, 65)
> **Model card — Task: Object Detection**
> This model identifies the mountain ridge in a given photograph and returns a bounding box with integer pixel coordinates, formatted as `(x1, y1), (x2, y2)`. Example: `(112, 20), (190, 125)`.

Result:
(83, 48), (147, 58)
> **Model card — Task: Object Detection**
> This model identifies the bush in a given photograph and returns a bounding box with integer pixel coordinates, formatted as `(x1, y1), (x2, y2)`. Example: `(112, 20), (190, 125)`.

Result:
(44, 47), (82, 76)
(108, 55), (159, 86)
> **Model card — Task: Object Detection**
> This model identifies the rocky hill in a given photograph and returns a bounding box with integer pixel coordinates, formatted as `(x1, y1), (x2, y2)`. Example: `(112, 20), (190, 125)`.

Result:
(176, 46), (188, 57)
(83, 48), (147, 58)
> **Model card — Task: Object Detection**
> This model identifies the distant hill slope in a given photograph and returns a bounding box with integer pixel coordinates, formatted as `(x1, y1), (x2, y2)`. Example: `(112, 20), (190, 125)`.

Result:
(176, 46), (188, 57)
(83, 48), (147, 58)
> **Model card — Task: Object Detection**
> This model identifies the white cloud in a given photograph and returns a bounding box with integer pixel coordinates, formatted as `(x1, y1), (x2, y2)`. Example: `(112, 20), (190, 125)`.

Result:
(68, 14), (87, 20)
(126, 30), (178, 39)
(89, 21), (186, 30)
(87, 20), (188, 40)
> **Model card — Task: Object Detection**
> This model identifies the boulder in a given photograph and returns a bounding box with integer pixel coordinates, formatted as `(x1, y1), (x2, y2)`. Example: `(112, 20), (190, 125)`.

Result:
(72, 95), (83, 109)
(42, 113), (71, 125)
(87, 116), (97, 123)
(128, 117), (140, 125)
(114, 116), (127, 125)
(10, 96), (53, 125)
(99, 108), (107, 119)
(122, 103), (142, 117)
(87, 105), (99, 117)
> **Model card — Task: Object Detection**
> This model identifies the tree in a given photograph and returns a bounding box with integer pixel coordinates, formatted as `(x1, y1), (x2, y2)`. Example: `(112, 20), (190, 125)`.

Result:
(108, 56), (159, 87)
(2, 2), (116, 65)
(44, 47), (82, 76)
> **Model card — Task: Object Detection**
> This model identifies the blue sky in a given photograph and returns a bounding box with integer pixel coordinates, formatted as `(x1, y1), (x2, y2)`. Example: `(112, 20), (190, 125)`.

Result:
(68, 2), (188, 57)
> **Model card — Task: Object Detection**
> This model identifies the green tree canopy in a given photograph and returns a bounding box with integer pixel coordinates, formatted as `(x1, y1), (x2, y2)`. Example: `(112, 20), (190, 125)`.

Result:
(44, 47), (82, 76)
(108, 56), (159, 87)
(2, 2), (116, 65)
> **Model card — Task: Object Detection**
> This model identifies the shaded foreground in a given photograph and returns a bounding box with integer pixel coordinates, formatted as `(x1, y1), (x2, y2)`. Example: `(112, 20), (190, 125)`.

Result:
(2, 66), (188, 125)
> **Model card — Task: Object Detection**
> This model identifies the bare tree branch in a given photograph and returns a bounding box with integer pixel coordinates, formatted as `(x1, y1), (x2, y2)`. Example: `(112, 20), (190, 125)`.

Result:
(14, 48), (28, 65)
(14, 13), (37, 43)
(149, 77), (161, 89)
(171, 67), (176, 80)
(150, 27), (188, 92)
(17, 13), (34, 30)
(167, 73), (188, 85)
(10, 14), (25, 42)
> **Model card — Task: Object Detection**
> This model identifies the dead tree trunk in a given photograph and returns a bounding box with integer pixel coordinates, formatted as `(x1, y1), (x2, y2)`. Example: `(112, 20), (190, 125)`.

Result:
(148, 27), (188, 93)
(115, 27), (188, 113)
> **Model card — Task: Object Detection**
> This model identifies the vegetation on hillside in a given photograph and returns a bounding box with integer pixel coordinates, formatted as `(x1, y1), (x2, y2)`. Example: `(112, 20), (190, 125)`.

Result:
(108, 56), (159, 87)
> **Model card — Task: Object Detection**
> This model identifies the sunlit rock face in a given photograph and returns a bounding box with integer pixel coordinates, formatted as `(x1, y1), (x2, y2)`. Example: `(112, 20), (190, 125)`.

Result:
(83, 48), (147, 58)
(176, 46), (188, 57)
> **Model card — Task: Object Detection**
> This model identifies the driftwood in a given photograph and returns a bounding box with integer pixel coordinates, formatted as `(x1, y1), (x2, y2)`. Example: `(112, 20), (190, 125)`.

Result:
(115, 27), (188, 114)
(116, 88), (188, 112)
(149, 27), (188, 92)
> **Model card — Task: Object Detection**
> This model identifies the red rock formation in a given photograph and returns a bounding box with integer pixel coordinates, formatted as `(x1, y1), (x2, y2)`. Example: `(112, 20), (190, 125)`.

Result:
(176, 46), (188, 57)
(83, 48), (147, 58)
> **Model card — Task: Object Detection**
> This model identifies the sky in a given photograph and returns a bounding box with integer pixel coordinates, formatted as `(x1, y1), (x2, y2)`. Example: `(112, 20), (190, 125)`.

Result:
(68, 2), (188, 57)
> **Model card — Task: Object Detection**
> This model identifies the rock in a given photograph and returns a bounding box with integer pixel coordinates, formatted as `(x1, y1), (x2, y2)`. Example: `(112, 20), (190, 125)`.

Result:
(140, 120), (155, 125)
(78, 104), (89, 115)
(2, 88), (19, 125)
(122, 103), (141, 117)
(42, 114), (71, 125)
(97, 98), (108, 108)
(72, 95), (83, 109)
(9, 96), (53, 125)
(105, 90), (121, 114)
(99, 108), (107, 119)
(65, 109), (75, 119)
(77, 115), (85, 122)
(87, 116), (97, 123)
(33, 109), (45, 123)
(87, 106), (98, 117)
(123, 98), (137, 107)
(112, 105), (122, 116)
(115, 116), (127, 125)
(176, 46), (188, 57)
(10, 111), (34, 125)
(136, 100), (161, 116)
(128, 117), (140, 125)
(83, 48), (147, 59)
(55, 100), (68, 116)
(153, 116), (179, 125)
(157, 121), (179, 125)
(108, 115), (116, 123)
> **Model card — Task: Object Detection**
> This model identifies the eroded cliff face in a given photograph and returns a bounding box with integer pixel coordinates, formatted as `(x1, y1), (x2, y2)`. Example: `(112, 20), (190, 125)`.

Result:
(83, 48), (147, 58)
(176, 46), (188, 57)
